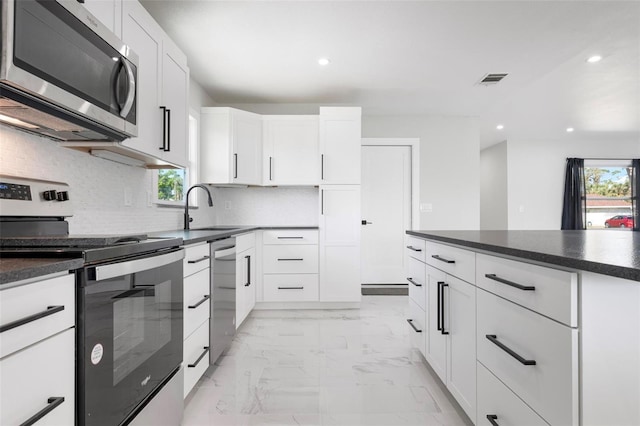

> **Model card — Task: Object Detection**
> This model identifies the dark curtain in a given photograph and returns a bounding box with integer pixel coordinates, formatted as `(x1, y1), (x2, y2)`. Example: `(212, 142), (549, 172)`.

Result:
(561, 158), (586, 230)
(633, 159), (639, 232)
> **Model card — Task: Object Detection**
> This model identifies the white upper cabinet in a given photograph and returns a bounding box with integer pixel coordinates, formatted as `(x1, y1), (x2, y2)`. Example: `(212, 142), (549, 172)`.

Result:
(262, 116), (319, 186)
(120, 0), (188, 168)
(82, 0), (122, 35)
(319, 107), (361, 184)
(160, 37), (189, 167)
(201, 108), (263, 185)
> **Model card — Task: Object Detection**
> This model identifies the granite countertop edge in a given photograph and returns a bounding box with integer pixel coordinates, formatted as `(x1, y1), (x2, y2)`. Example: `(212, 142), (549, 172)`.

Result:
(149, 226), (320, 245)
(406, 230), (640, 282)
(0, 258), (83, 286)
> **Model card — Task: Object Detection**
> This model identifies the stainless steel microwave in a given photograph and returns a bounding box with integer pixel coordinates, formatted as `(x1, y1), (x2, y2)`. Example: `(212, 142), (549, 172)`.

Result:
(0, 0), (138, 142)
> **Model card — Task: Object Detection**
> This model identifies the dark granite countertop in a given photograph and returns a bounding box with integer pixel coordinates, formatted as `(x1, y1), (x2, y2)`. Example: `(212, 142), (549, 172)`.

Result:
(407, 230), (640, 282)
(0, 257), (83, 286)
(150, 226), (319, 246)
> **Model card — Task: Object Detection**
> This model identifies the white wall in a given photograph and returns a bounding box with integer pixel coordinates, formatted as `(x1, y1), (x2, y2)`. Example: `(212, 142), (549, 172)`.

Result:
(480, 141), (508, 230)
(0, 77), (217, 234)
(362, 115), (480, 230)
(505, 137), (639, 230)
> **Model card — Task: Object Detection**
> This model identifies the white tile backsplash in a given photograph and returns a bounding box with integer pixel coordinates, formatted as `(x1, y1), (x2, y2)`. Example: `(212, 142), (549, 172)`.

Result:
(0, 126), (198, 234)
(210, 186), (319, 227)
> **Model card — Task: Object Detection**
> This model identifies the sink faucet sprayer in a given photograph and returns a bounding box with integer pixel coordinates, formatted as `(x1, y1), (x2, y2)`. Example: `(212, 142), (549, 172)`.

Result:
(184, 184), (213, 230)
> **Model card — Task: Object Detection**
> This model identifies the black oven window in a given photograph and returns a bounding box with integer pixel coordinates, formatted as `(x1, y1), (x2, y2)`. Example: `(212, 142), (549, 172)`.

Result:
(112, 279), (172, 385)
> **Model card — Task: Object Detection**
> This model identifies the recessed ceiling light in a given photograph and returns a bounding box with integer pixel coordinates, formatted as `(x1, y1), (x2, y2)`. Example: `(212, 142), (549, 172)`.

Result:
(318, 58), (330, 66)
(566, 127), (575, 133)
(496, 124), (504, 130)
(586, 55), (602, 63)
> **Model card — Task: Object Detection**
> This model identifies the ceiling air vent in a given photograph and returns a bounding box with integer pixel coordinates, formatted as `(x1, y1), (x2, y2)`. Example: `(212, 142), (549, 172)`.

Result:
(478, 73), (508, 85)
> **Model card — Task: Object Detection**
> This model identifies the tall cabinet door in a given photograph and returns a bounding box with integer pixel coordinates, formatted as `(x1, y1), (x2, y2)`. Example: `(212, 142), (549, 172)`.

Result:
(319, 185), (361, 302)
(233, 113), (262, 185)
(160, 37), (189, 167)
(446, 275), (476, 421)
(319, 107), (361, 184)
(120, 0), (164, 157)
(426, 265), (447, 382)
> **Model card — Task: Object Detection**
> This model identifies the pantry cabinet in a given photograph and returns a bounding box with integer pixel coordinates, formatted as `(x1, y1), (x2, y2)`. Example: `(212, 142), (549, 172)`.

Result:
(319, 107), (361, 185)
(319, 185), (361, 302)
(201, 108), (262, 185)
(119, 0), (188, 168)
(262, 116), (319, 185)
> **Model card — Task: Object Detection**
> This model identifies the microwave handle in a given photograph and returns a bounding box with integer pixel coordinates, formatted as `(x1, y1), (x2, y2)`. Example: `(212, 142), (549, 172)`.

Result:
(118, 57), (136, 118)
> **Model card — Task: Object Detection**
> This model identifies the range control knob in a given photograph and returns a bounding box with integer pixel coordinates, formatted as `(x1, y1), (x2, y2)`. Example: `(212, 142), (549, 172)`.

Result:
(56, 191), (69, 201)
(43, 190), (57, 201)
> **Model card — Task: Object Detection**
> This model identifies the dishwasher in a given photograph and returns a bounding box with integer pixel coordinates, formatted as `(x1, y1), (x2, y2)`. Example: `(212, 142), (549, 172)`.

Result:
(210, 238), (237, 364)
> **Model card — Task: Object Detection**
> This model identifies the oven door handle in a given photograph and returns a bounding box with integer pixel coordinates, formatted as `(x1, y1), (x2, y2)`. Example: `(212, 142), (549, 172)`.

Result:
(94, 249), (184, 281)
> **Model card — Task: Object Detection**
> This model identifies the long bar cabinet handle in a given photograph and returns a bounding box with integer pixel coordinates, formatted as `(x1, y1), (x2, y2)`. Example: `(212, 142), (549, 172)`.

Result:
(188, 295), (210, 309)
(486, 334), (536, 365)
(406, 245), (422, 252)
(0, 305), (65, 333)
(187, 347), (210, 368)
(440, 283), (449, 335)
(486, 414), (499, 426)
(484, 274), (535, 291)
(277, 236), (304, 239)
(20, 397), (65, 426)
(432, 254), (455, 264)
(436, 281), (443, 331)
(406, 278), (422, 287)
(278, 286), (304, 290)
(277, 258), (304, 261)
(187, 255), (210, 264)
(406, 319), (422, 333)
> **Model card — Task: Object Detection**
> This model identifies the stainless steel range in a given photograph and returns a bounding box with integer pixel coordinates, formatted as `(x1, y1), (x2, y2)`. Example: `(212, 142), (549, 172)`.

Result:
(0, 175), (185, 426)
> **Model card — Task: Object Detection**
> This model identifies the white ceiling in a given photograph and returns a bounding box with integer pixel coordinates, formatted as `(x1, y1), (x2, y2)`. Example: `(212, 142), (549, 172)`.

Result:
(140, 0), (640, 149)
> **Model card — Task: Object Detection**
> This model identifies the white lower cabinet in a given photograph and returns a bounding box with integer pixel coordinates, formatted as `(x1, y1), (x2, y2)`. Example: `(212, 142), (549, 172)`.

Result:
(477, 362), (548, 426)
(236, 233), (257, 327)
(477, 287), (578, 426)
(1, 328), (75, 426)
(183, 321), (210, 398)
(262, 230), (319, 303)
(182, 242), (211, 398)
(0, 272), (76, 426)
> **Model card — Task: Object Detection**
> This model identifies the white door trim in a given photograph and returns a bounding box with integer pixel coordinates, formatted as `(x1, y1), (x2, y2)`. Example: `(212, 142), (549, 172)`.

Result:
(361, 138), (420, 229)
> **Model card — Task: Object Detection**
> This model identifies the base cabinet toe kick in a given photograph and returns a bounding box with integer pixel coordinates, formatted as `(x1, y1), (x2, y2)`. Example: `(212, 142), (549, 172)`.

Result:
(406, 233), (640, 426)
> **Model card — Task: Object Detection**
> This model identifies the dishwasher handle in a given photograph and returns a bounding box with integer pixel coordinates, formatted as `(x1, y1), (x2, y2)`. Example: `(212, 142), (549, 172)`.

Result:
(214, 245), (236, 259)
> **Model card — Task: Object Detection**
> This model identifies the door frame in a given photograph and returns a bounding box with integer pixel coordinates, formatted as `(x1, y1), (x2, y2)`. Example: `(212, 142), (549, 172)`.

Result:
(361, 138), (420, 229)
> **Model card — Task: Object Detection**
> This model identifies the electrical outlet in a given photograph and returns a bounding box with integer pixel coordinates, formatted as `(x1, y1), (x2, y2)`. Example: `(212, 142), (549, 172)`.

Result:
(225, 201), (232, 210)
(519, 205), (525, 213)
(420, 203), (433, 212)
(147, 190), (153, 207)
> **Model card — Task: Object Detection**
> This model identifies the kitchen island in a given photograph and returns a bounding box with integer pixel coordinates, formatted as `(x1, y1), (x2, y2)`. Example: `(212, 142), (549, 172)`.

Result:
(406, 230), (639, 426)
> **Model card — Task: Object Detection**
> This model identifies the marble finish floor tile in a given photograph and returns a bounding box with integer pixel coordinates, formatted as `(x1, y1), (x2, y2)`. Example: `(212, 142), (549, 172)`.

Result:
(182, 296), (472, 426)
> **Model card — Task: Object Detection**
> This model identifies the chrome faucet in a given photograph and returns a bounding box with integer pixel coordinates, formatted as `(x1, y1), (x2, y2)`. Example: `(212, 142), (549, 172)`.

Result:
(184, 184), (213, 230)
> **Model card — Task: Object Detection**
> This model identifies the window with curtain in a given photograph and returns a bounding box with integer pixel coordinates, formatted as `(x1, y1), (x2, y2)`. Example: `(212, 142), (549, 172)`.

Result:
(562, 158), (639, 231)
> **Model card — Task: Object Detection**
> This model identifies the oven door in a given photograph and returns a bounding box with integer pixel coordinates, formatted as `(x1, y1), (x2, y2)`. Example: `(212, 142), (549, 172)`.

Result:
(77, 249), (183, 426)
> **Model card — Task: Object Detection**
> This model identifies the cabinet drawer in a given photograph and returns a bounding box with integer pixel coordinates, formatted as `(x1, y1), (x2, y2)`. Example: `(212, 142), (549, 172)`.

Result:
(476, 253), (578, 327)
(406, 236), (426, 262)
(183, 243), (210, 277)
(407, 256), (426, 310)
(424, 241), (475, 284)
(184, 268), (210, 339)
(407, 297), (426, 358)
(263, 229), (318, 245)
(183, 321), (210, 398)
(263, 274), (319, 302)
(236, 232), (256, 253)
(0, 328), (75, 426)
(477, 288), (578, 426)
(0, 274), (75, 358)
(263, 245), (318, 274)
(477, 362), (548, 426)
